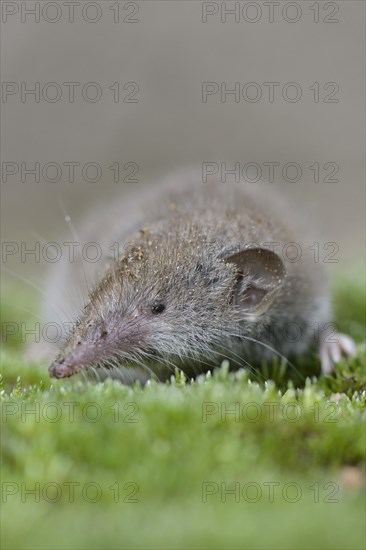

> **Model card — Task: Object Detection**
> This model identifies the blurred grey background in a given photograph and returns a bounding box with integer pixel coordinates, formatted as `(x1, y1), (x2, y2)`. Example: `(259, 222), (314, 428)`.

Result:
(1, 0), (365, 286)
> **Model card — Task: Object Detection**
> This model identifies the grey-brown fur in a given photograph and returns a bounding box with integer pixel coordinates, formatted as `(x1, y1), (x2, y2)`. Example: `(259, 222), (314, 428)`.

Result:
(48, 172), (334, 381)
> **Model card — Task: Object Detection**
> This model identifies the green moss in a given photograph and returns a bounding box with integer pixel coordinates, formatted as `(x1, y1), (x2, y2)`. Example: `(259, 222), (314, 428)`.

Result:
(1, 271), (365, 549)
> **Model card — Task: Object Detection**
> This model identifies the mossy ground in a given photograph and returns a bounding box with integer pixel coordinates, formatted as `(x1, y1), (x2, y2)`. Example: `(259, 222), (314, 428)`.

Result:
(1, 269), (365, 549)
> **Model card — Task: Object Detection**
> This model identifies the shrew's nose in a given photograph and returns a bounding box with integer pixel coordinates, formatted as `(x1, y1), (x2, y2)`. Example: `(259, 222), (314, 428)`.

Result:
(48, 360), (80, 379)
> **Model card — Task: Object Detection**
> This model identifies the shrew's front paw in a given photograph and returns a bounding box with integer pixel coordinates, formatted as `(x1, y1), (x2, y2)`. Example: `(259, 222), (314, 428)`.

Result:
(320, 333), (357, 374)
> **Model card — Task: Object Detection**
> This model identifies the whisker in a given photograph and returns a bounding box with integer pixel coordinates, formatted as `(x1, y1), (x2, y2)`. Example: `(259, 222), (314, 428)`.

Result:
(226, 332), (305, 382)
(212, 345), (265, 384)
(2, 266), (69, 325)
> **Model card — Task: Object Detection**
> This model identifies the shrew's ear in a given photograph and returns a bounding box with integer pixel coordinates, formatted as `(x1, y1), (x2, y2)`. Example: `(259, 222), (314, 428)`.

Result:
(223, 248), (286, 315)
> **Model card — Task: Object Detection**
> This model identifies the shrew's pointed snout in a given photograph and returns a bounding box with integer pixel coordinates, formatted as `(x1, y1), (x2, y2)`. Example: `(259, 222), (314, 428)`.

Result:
(48, 358), (81, 379)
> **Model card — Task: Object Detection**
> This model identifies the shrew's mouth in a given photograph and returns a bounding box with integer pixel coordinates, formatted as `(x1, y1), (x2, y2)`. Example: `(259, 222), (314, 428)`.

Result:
(48, 360), (82, 379)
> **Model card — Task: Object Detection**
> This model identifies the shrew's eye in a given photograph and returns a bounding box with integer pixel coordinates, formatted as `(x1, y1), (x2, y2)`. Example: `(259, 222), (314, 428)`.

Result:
(151, 302), (166, 314)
